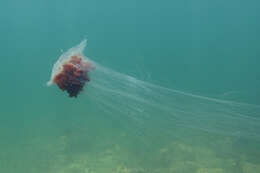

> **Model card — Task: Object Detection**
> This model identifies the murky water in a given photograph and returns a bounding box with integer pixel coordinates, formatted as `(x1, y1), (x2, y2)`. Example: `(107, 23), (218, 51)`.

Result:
(1, 0), (260, 172)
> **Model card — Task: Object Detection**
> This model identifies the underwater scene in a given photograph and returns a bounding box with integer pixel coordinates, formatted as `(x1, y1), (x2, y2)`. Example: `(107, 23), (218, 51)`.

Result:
(1, 0), (260, 173)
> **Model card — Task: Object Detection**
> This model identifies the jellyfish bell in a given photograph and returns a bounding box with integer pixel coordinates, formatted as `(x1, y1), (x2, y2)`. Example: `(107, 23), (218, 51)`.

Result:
(52, 55), (92, 97)
(47, 40), (94, 97)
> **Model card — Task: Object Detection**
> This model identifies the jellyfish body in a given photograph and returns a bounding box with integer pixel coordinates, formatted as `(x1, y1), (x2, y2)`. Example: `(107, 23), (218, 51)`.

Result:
(53, 55), (92, 97)
(47, 40), (94, 97)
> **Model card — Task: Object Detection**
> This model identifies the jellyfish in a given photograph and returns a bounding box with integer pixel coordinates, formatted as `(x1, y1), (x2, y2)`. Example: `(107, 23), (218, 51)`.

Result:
(47, 40), (260, 140)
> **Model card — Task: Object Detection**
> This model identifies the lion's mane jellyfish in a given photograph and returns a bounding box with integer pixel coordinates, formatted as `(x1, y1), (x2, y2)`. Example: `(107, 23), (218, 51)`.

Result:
(47, 40), (94, 97)
(47, 40), (260, 140)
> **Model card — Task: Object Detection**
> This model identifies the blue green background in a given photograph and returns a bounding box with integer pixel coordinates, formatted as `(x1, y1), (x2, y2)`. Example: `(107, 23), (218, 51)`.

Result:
(0, 0), (260, 172)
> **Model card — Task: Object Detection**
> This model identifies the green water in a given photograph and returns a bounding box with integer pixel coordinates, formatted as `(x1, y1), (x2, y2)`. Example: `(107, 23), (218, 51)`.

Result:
(1, 0), (260, 172)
